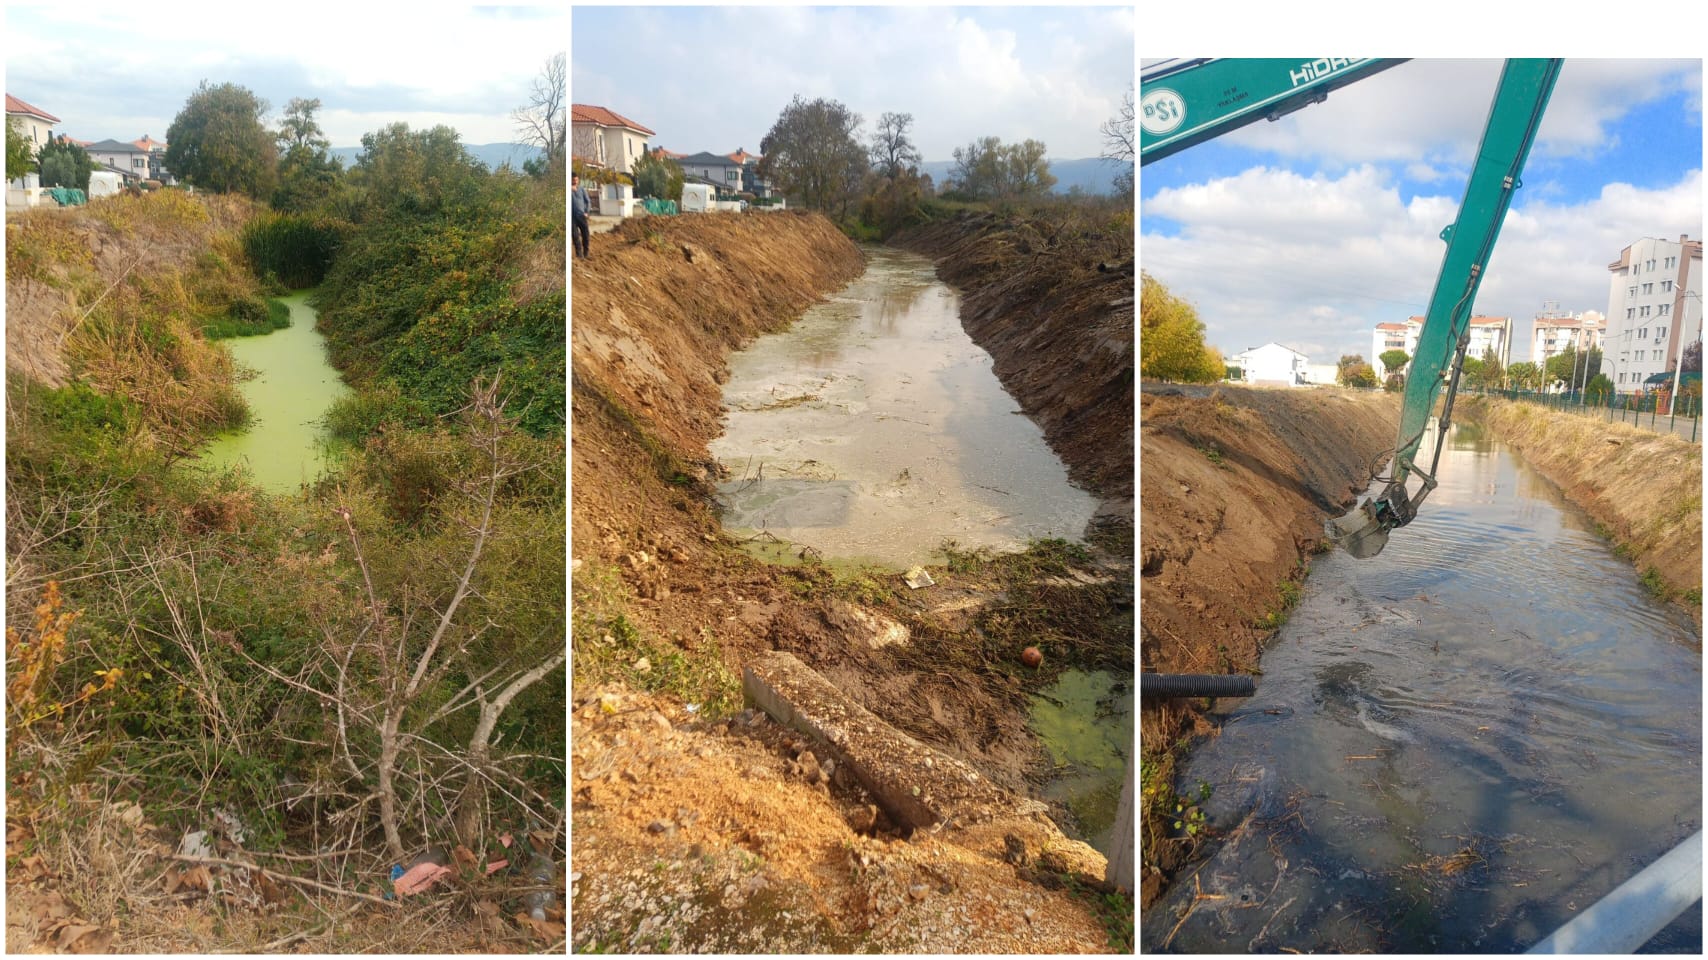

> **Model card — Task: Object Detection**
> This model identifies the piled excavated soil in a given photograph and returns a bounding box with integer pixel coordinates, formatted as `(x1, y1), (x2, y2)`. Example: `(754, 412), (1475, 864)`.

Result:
(571, 211), (1128, 951)
(893, 212), (1134, 508)
(1463, 397), (1702, 620)
(1137, 384), (1398, 907)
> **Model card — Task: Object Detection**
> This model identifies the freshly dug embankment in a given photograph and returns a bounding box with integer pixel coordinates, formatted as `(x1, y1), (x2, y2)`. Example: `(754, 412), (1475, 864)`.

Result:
(893, 212), (1135, 508)
(572, 212), (1128, 951)
(1462, 397), (1702, 620)
(1138, 385), (1399, 908)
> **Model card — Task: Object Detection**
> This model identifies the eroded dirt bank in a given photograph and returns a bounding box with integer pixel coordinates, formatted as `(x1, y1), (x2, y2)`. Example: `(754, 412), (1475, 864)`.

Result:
(1138, 385), (1399, 907)
(1462, 397), (1702, 620)
(571, 211), (1131, 951)
(892, 211), (1135, 508)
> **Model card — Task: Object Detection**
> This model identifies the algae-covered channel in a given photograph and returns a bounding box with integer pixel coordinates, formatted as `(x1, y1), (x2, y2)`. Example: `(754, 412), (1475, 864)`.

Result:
(198, 291), (349, 491)
(709, 245), (1098, 569)
(1144, 422), (1702, 952)
(1031, 669), (1133, 859)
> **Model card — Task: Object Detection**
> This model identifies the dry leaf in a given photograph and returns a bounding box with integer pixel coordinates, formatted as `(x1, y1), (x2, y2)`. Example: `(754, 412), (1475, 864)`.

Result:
(57, 922), (114, 953)
(514, 913), (566, 941)
(17, 854), (53, 881)
(452, 845), (479, 873)
(28, 890), (73, 923)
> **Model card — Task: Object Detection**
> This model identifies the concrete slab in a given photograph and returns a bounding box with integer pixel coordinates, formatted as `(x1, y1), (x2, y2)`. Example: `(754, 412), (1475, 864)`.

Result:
(742, 650), (1020, 833)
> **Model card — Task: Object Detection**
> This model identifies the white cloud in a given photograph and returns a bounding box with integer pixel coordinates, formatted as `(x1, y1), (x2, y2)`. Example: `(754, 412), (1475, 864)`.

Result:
(1143, 166), (1703, 364)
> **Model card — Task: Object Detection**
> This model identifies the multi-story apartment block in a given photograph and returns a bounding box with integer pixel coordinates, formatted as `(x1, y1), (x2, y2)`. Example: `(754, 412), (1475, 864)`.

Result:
(1605, 235), (1703, 393)
(1530, 303), (1603, 369)
(1371, 315), (1512, 378)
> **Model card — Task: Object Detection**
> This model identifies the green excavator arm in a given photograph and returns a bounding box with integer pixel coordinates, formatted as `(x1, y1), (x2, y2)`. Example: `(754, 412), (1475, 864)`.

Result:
(1326, 59), (1563, 558)
(1141, 57), (1564, 558)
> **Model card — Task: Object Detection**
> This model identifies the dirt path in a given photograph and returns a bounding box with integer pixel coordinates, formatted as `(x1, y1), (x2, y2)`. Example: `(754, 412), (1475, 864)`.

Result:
(1138, 384), (1399, 907)
(571, 211), (1133, 951)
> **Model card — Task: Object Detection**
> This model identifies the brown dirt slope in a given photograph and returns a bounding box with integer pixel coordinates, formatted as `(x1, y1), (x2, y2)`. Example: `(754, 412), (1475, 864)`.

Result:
(1138, 385), (1398, 906)
(1464, 397), (1702, 618)
(571, 212), (1126, 951)
(893, 212), (1135, 504)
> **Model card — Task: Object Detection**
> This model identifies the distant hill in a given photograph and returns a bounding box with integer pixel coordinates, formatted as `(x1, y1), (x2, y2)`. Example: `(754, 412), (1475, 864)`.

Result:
(917, 157), (1129, 196)
(328, 142), (543, 172)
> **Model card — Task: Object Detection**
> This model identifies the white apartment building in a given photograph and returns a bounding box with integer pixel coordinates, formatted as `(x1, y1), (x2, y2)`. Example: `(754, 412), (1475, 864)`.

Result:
(1370, 315), (1512, 378)
(1531, 304), (1604, 367)
(1605, 235), (1703, 394)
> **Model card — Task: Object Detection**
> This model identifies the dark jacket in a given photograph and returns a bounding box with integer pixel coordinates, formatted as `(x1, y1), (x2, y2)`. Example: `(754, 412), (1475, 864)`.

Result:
(572, 185), (591, 218)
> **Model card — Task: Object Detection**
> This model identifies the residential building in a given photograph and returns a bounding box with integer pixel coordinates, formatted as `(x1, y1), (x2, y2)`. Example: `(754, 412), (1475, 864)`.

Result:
(1230, 342), (1310, 387)
(1372, 321), (1409, 377)
(1530, 303), (1603, 368)
(1371, 315), (1513, 378)
(1605, 234), (1703, 393)
(678, 150), (746, 194)
(6, 93), (58, 152)
(571, 104), (654, 176)
(84, 136), (167, 185)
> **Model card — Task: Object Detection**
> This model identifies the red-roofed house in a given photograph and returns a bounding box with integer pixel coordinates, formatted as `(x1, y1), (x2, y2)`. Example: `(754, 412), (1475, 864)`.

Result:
(6, 93), (60, 151)
(571, 104), (654, 176)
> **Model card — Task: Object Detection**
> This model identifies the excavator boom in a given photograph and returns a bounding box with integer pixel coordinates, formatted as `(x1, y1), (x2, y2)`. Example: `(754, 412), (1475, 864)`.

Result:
(1141, 57), (1564, 557)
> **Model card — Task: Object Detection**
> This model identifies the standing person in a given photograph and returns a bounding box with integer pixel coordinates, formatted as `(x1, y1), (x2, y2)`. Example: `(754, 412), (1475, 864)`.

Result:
(571, 173), (592, 260)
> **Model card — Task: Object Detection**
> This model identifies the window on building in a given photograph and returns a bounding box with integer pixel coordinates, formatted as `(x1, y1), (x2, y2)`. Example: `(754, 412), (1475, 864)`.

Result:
(1667, 256), (1677, 268)
(1660, 304), (1670, 316)
(1663, 279), (1674, 291)
(1629, 286), (1638, 297)
(1628, 308), (1636, 319)
(1636, 350), (1645, 361)
(1640, 328), (1648, 338)
(1641, 306), (1651, 317)
(1643, 283), (1654, 294)
(727, 170), (738, 181)
(1648, 259), (1657, 270)
(1658, 326), (1667, 339)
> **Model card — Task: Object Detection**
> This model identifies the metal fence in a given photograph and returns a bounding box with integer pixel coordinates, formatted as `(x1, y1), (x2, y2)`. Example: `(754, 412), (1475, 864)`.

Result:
(1480, 388), (1702, 442)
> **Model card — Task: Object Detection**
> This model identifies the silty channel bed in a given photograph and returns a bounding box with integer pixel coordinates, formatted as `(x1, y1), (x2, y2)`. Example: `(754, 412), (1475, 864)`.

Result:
(1144, 421), (1702, 953)
(708, 245), (1099, 570)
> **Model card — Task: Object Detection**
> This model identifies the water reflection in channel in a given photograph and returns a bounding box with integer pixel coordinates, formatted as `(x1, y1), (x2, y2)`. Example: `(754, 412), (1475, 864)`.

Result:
(1143, 421), (1701, 953)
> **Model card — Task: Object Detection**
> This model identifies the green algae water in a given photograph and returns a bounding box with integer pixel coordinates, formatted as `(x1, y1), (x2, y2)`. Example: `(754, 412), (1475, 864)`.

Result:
(198, 291), (349, 492)
(1029, 669), (1133, 859)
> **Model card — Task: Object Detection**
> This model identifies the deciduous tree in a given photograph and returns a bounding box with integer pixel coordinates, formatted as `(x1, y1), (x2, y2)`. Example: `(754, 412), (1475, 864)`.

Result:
(36, 137), (91, 193)
(6, 117), (35, 182)
(869, 111), (921, 178)
(1101, 86), (1135, 199)
(513, 53), (566, 179)
(273, 97), (341, 213)
(166, 80), (277, 198)
(950, 136), (1055, 200)
(759, 95), (867, 215)
(1141, 272), (1222, 383)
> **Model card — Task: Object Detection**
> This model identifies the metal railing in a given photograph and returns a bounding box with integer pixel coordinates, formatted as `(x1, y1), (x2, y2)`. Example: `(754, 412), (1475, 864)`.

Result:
(1479, 388), (1701, 442)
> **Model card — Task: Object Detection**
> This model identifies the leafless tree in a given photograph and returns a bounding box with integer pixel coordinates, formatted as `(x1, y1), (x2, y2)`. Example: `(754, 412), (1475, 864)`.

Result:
(1102, 86), (1135, 198)
(513, 53), (566, 170)
(869, 111), (922, 179)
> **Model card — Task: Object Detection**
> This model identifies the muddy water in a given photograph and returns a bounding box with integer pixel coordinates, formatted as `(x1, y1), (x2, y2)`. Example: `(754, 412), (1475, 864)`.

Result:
(198, 292), (349, 492)
(1029, 669), (1133, 859)
(1144, 422), (1702, 953)
(709, 246), (1098, 569)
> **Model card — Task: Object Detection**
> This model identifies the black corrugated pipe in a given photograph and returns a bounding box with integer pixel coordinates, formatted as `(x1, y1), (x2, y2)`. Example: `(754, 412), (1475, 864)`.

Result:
(1141, 673), (1257, 699)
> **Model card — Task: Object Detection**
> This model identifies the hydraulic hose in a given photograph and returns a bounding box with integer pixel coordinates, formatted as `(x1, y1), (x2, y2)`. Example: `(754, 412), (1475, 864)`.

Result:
(1140, 673), (1257, 699)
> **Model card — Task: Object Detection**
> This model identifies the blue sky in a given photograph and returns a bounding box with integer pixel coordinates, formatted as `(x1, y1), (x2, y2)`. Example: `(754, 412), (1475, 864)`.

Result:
(1141, 58), (1704, 364)
(3, 5), (566, 147)
(571, 5), (1133, 162)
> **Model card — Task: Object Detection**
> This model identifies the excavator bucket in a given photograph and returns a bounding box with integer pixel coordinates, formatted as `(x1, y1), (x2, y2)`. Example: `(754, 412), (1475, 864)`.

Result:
(1326, 499), (1390, 559)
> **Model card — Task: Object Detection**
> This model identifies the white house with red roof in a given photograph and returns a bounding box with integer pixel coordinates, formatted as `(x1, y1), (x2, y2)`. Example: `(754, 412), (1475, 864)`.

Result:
(1372, 315), (1513, 378)
(571, 104), (654, 176)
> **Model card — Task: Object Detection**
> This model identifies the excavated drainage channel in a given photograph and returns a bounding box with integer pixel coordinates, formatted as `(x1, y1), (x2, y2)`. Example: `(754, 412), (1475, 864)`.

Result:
(709, 245), (1098, 569)
(1144, 422), (1701, 953)
(197, 291), (349, 492)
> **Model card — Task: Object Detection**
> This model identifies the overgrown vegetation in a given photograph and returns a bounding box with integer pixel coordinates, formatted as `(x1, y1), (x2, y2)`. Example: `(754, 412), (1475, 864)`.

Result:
(7, 61), (567, 951)
(1142, 272), (1223, 383)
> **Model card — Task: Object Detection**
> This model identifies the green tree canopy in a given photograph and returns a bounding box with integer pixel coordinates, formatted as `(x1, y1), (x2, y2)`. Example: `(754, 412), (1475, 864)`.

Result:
(632, 148), (684, 202)
(37, 137), (92, 192)
(759, 95), (868, 215)
(272, 97), (342, 213)
(6, 117), (35, 182)
(1505, 361), (1542, 391)
(1544, 345), (1601, 388)
(1340, 361), (1378, 389)
(1141, 272), (1222, 383)
(1471, 344), (1506, 388)
(949, 136), (1056, 200)
(1379, 349), (1410, 375)
(166, 81), (278, 197)
(349, 123), (484, 217)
